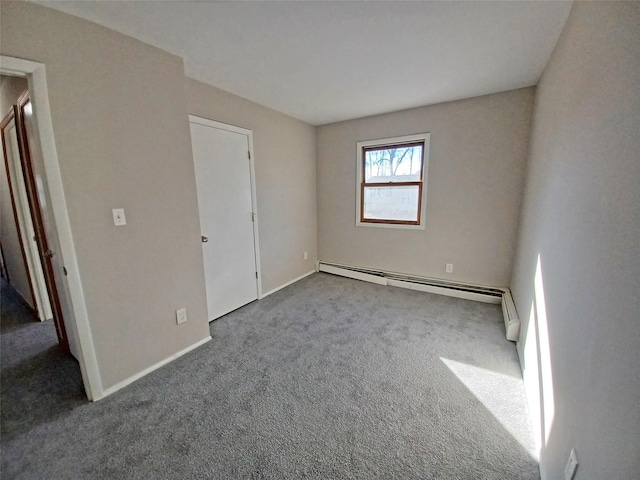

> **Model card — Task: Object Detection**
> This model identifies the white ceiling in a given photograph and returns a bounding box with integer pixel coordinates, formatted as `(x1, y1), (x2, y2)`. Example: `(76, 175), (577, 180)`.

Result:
(33, 1), (572, 126)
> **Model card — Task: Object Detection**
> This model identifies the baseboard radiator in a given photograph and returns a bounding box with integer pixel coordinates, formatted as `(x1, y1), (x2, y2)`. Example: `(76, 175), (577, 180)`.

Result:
(317, 261), (520, 342)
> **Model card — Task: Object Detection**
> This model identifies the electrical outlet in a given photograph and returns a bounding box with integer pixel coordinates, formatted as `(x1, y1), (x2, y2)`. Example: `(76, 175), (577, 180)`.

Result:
(446, 263), (453, 273)
(304, 251), (308, 260)
(565, 448), (578, 480)
(176, 308), (187, 325)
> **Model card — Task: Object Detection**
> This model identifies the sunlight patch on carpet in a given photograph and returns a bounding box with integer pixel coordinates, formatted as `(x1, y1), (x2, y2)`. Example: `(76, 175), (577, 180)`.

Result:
(440, 356), (538, 460)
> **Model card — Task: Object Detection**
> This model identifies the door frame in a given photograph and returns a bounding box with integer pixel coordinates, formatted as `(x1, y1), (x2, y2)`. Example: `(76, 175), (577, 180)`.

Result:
(16, 91), (69, 350)
(188, 115), (263, 299)
(1, 55), (102, 401)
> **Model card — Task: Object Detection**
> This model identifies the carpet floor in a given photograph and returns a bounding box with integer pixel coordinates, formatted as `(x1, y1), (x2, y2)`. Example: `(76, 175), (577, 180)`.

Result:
(1, 273), (538, 479)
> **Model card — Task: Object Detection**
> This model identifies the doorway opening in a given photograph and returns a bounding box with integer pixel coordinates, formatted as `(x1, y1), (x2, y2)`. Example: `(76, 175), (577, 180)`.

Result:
(0, 56), (102, 401)
(1, 79), (69, 351)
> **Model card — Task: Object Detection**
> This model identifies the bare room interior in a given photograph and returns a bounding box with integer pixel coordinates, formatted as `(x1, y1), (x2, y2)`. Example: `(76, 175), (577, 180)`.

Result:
(1, 1), (638, 479)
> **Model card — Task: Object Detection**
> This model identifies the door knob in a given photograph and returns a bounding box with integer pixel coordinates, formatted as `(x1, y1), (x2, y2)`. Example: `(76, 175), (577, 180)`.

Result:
(43, 249), (54, 258)
(201, 236), (209, 243)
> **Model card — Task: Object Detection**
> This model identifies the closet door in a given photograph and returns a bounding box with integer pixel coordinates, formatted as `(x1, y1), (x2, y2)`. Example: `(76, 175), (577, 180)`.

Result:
(190, 117), (259, 321)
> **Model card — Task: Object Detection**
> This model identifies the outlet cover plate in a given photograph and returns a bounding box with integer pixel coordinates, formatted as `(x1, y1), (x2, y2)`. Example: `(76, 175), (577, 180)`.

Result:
(565, 448), (578, 480)
(176, 308), (187, 325)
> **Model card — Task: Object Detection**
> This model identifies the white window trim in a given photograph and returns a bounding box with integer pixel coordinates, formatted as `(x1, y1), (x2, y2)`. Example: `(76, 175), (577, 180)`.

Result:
(356, 133), (431, 230)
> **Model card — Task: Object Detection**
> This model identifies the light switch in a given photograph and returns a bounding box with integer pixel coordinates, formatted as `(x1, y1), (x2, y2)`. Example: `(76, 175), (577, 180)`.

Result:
(112, 208), (126, 226)
(176, 308), (187, 324)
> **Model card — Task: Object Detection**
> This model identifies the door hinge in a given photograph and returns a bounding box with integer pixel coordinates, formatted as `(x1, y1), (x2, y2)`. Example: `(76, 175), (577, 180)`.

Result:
(248, 150), (251, 160)
(255, 271), (258, 279)
(251, 212), (255, 222)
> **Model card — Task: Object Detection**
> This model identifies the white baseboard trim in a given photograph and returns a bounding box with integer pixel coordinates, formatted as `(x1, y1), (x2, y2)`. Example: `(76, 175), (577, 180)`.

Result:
(96, 335), (212, 401)
(501, 288), (520, 341)
(318, 261), (501, 300)
(317, 261), (520, 341)
(319, 263), (388, 286)
(387, 278), (501, 304)
(260, 270), (316, 299)
(516, 338), (525, 374)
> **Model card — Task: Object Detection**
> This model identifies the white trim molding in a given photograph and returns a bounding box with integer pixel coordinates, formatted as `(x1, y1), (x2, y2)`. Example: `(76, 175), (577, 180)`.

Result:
(317, 261), (520, 341)
(260, 270), (316, 299)
(98, 336), (212, 400)
(387, 278), (501, 304)
(320, 263), (387, 286)
(501, 288), (520, 341)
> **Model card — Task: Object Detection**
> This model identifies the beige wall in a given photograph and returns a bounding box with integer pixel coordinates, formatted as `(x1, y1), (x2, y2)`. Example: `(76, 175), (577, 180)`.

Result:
(1, 2), (210, 390)
(511, 2), (640, 478)
(317, 88), (533, 287)
(186, 79), (317, 293)
(0, 75), (32, 305)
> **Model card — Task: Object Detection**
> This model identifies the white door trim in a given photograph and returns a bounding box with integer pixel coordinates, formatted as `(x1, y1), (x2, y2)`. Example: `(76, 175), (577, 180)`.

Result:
(1, 55), (102, 401)
(188, 115), (263, 299)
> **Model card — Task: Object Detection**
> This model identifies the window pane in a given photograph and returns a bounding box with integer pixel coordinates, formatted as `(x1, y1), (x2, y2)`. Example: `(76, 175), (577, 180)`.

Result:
(364, 144), (423, 183)
(363, 185), (420, 222)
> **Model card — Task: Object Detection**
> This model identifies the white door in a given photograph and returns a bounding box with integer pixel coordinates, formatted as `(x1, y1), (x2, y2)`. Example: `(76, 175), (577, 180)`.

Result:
(2, 115), (53, 321)
(190, 117), (260, 321)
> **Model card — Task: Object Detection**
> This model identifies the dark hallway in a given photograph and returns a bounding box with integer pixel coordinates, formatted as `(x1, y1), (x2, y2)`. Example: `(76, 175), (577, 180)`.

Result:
(0, 277), (84, 441)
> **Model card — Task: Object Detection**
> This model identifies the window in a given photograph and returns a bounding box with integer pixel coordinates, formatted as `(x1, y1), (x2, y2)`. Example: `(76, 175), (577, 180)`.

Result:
(356, 133), (430, 228)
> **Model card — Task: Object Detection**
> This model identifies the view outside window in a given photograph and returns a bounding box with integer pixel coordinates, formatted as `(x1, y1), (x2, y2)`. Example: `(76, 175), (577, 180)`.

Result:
(364, 144), (423, 182)
(363, 185), (420, 222)
(361, 142), (424, 224)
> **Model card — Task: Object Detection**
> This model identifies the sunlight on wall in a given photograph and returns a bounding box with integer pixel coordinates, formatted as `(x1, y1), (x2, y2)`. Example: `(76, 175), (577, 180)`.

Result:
(534, 254), (555, 446)
(519, 254), (556, 461)
(521, 299), (543, 454)
(440, 357), (538, 459)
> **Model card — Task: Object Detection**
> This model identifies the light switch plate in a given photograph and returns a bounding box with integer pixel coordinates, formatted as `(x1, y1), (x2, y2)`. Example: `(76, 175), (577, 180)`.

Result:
(112, 208), (126, 226)
(176, 308), (187, 325)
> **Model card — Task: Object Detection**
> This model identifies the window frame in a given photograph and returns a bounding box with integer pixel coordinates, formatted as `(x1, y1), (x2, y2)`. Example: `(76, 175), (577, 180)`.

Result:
(356, 133), (431, 229)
